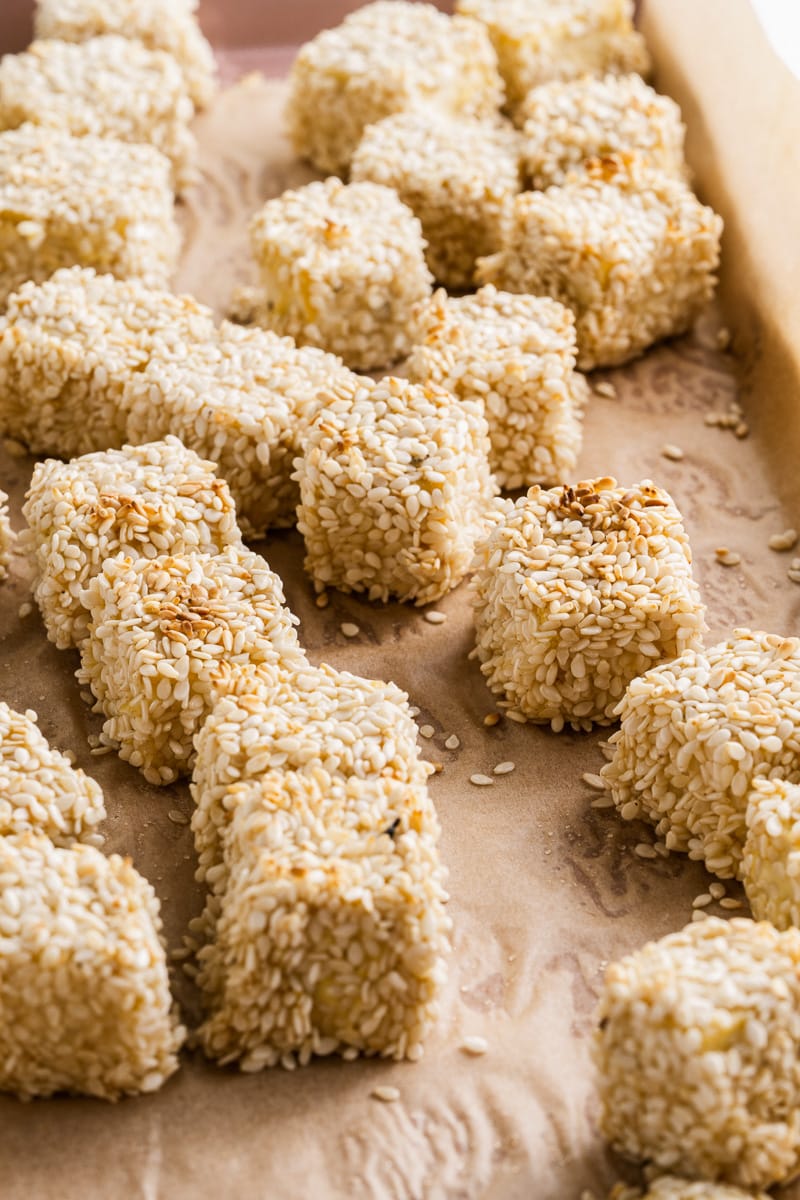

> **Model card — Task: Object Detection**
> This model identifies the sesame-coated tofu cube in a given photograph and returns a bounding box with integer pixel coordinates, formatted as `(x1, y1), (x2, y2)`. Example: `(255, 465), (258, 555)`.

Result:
(296, 374), (498, 605)
(0, 833), (183, 1100)
(470, 478), (706, 730)
(518, 73), (686, 189)
(77, 548), (306, 785)
(594, 917), (800, 1188)
(197, 768), (450, 1069)
(407, 286), (587, 490)
(0, 36), (196, 190)
(477, 160), (723, 369)
(0, 702), (106, 845)
(286, 0), (504, 176)
(242, 178), (433, 372)
(351, 110), (521, 288)
(35, 0), (217, 108)
(191, 660), (432, 890)
(744, 779), (800, 930)
(456, 0), (650, 116)
(23, 438), (242, 650)
(601, 630), (800, 880)
(0, 128), (179, 307)
(0, 269), (215, 459)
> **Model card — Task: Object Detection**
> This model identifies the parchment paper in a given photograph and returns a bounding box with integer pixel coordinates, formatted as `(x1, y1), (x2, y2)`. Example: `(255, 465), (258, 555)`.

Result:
(0, 3), (799, 1197)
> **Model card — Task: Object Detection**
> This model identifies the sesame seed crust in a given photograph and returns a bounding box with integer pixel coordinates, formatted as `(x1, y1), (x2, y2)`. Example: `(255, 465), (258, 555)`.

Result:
(743, 778), (800, 929)
(0, 35), (197, 190)
(191, 660), (432, 892)
(0, 489), (12, 579)
(34, 0), (218, 108)
(0, 269), (214, 460)
(610, 1182), (770, 1200)
(470, 478), (705, 730)
(595, 917), (800, 1187)
(0, 127), (178, 306)
(22, 437), (242, 651)
(244, 177), (433, 372)
(285, 0), (504, 176)
(601, 630), (800, 879)
(455, 0), (650, 114)
(406, 285), (587, 490)
(196, 767), (450, 1070)
(77, 548), (306, 786)
(476, 159), (723, 370)
(351, 110), (521, 288)
(518, 73), (686, 189)
(295, 373), (499, 605)
(0, 832), (184, 1100)
(0, 703), (106, 845)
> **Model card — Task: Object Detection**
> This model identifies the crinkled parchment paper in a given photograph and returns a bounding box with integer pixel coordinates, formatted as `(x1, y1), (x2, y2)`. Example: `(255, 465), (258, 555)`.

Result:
(0, 2), (799, 1196)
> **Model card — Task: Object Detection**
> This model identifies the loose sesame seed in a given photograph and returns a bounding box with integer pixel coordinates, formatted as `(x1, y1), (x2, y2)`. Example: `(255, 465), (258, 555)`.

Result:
(582, 772), (607, 790)
(719, 897), (743, 910)
(444, 734), (460, 750)
(424, 610), (447, 624)
(594, 381), (617, 399)
(460, 1035), (488, 1055)
(483, 713), (500, 727)
(768, 529), (798, 552)
(692, 893), (712, 908)
(715, 548), (741, 567)
(709, 883), (726, 899)
(371, 1085), (400, 1103)
(590, 795), (615, 809)
(340, 622), (360, 638)
(634, 843), (657, 859)
(734, 422), (749, 438)
(167, 810), (189, 826)
(716, 326), (731, 349)
(661, 443), (684, 461)
(470, 774), (494, 787)
(493, 761), (515, 775)
(691, 909), (710, 922)
(419, 725), (435, 739)
(17, 602), (32, 619)
(315, 591), (329, 609)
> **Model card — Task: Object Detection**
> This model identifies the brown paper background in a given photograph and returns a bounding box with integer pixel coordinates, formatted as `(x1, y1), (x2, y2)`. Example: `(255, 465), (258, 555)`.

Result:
(0, 3), (799, 1197)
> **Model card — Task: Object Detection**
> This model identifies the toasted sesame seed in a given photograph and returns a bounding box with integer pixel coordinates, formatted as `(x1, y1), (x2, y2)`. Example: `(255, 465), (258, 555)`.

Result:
(483, 712), (501, 727)
(424, 610), (447, 625)
(590, 795), (615, 809)
(768, 529), (798, 552)
(715, 548), (741, 567)
(719, 897), (743, 910)
(692, 893), (712, 908)
(470, 773), (494, 787)
(432, 762), (444, 773)
(460, 1035), (489, 1055)
(734, 422), (749, 438)
(634, 843), (657, 859)
(709, 883), (726, 900)
(493, 761), (515, 775)
(315, 591), (329, 609)
(419, 725), (435, 739)
(661, 443), (684, 461)
(340, 622), (360, 638)
(444, 734), (460, 750)
(89, 745), (114, 757)
(371, 1085), (400, 1102)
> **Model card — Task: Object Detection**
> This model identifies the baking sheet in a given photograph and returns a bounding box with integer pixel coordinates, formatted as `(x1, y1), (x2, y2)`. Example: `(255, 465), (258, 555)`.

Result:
(1, 2), (800, 1197)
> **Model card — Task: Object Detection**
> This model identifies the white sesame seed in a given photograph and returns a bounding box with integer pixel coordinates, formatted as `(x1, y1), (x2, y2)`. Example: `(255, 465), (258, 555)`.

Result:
(768, 529), (798, 552)
(424, 610), (447, 624)
(590, 795), (615, 809)
(634, 843), (657, 859)
(470, 773), (494, 787)
(371, 1085), (400, 1102)
(661, 443), (684, 461)
(419, 725), (435, 739)
(493, 761), (515, 775)
(340, 622), (360, 638)
(594, 381), (617, 399)
(692, 893), (712, 908)
(715, 548), (741, 567)
(460, 1035), (489, 1055)
(719, 897), (743, 910)
(167, 810), (189, 826)
(709, 883), (726, 900)
(17, 602), (33, 619)
(582, 772), (607, 790)
(444, 734), (460, 750)
(483, 712), (500, 727)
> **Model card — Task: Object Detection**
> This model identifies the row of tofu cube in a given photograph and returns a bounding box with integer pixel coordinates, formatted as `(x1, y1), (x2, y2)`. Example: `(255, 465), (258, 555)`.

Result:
(0, 432), (451, 1097)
